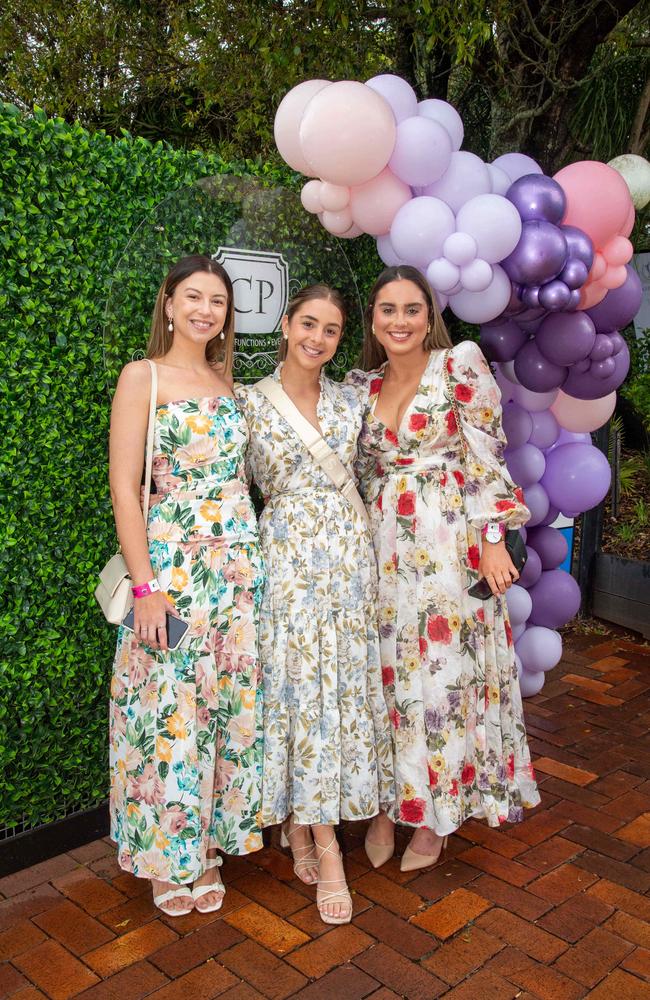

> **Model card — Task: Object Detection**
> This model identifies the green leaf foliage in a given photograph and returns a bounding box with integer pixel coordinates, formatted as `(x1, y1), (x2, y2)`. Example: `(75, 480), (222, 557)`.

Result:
(0, 103), (381, 832)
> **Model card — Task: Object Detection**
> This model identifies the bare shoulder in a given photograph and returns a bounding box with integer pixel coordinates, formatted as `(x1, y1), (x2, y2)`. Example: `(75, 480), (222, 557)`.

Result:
(116, 359), (152, 394)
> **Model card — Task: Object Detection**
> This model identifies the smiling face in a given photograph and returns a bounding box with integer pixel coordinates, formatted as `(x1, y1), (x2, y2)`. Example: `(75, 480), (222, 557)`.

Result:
(165, 271), (229, 347)
(282, 296), (344, 372)
(371, 279), (431, 360)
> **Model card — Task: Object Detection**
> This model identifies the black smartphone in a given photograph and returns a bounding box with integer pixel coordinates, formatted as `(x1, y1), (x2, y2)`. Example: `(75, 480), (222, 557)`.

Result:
(121, 608), (189, 650)
(468, 577), (495, 601)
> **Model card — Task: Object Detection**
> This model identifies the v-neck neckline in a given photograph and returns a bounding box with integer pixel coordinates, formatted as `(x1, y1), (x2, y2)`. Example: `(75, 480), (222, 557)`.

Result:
(275, 363), (327, 438)
(370, 350), (437, 438)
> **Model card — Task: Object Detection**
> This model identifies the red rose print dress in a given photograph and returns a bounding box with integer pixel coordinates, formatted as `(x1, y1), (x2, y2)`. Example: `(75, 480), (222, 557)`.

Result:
(346, 341), (540, 833)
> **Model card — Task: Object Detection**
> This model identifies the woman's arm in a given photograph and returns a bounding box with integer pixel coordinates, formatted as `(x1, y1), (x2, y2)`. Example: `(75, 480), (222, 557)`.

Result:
(109, 361), (173, 650)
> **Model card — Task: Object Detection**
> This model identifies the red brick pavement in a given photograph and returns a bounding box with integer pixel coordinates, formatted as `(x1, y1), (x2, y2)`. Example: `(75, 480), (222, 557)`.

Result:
(2, 633), (650, 999)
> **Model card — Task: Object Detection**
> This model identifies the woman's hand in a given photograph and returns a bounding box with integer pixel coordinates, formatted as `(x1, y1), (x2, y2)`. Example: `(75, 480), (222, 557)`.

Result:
(134, 591), (178, 652)
(478, 539), (519, 596)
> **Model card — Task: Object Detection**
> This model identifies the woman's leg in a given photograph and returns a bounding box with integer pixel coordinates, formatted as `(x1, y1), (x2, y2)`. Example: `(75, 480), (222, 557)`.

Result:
(312, 823), (351, 923)
(282, 815), (319, 884)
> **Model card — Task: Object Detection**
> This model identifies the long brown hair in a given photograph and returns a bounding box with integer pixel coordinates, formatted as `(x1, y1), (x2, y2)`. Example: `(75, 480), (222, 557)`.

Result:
(360, 265), (452, 370)
(147, 255), (235, 374)
(278, 283), (347, 362)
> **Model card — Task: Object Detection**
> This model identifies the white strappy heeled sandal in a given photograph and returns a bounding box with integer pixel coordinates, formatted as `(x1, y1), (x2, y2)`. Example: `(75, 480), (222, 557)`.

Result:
(314, 833), (352, 925)
(153, 884), (194, 916)
(192, 856), (226, 913)
(280, 818), (319, 885)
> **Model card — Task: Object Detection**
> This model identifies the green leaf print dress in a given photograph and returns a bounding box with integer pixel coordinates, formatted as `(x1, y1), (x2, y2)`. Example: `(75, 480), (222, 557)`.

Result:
(110, 391), (265, 884)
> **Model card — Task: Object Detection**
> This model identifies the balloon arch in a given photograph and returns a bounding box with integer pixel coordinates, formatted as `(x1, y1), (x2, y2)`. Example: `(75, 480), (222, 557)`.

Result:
(273, 74), (644, 696)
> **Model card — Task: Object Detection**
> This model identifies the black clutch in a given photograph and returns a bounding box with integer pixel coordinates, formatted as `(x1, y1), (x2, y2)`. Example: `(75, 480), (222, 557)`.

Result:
(468, 529), (528, 601)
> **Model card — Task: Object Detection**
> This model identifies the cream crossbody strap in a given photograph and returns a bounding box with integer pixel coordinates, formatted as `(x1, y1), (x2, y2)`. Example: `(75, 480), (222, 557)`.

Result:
(256, 376), (370, 529)
(142, 359), (158, 522)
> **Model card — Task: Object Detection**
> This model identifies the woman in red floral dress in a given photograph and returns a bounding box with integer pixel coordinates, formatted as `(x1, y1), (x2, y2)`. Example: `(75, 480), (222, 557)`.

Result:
(346, 266), (539, 872)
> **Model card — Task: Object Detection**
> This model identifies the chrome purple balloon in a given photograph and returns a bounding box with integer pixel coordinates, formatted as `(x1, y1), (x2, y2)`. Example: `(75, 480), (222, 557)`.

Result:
(506, 174), (566, 224)
(503, 220), (568, 286)
(560, 258), (589, 290)
(538, 279), (571, 312)
(560, 225), (594, 270)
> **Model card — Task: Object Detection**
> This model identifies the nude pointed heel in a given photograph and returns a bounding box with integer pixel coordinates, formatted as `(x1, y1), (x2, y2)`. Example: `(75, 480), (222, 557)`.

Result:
(400, 835), (448, 873)
(364, 833), (395, 869)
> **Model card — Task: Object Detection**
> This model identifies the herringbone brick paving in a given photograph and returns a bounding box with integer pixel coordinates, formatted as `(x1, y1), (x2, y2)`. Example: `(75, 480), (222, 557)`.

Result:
(2, 633), (650, 999)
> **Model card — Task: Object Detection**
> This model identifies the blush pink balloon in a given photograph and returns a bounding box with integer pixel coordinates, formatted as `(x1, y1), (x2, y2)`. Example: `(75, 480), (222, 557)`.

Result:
(301, 180), (323, 214)
(274, 80), (331, 174)
(320, 207), (354, 235)
(553, 161), (633, 250)
(601, 264), (628, 290)
(320, 182), (350, 211)
(579, 281), (608, 309)
(299, 81), (397, 186)
(337, 223), (364, 239)
(602, 235), (633, 267)
(550, 390), (616, 433)
(349, 167), (411, 235)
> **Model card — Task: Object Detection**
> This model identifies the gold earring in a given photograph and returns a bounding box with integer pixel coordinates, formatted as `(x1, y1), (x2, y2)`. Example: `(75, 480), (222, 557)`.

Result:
(371, 324), (376, 336)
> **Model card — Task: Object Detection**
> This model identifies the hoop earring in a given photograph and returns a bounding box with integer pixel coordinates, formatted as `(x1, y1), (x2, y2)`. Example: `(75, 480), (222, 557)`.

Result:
(167, 317), (173, 334)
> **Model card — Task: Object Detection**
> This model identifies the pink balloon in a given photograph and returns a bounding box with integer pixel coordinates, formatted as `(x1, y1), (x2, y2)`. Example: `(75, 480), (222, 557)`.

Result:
(622, 203), (635, 237)
(492, 153), (542, 182)
(366, 74), (418, 123)
(301, 180), (323, 214)
(591, 253), (608, 281)
(274, 80), (331, 174)
(448, 264), (512, 323)
(337, 223), (364, 239)
(553, 161), (633, 250)
(455, 193), (523, 264)
(550, 390), (616, 432)
(417, 99), (464, 150)
(320, 207), (353, 235)
(602, 235), (633, 267)
(424, 151), (491, 213)
(389, 116), (453, 187)
(601, 264), (628, 290)
(320, 182), (350, 211)
(299, 81), (397, 186)
(579, 281), (608, 310)
(349, 168), (411, 236)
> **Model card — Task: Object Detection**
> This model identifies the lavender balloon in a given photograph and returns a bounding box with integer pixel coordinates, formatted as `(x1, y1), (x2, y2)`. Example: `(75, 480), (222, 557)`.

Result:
(503, 221), (568, 286)
(502, 401), (534, 449)
(536, 311), (596, 366)
(526, 526), (568, 569)
(515, 340), (568, 392)
(542, 443), (611, 513)
(519, 546), (543, 588)
(506, 443), (546, 488)
(519, 667), (546, 697)
(528, 570), (581, 629)
(506, 174), (566, 224)
(528, 409), (559, 450)
(585, 265), (642, 333)
(523, 483), (550, 526)
(506, 584), (533, 626)
(516, 626), (563, 672)
(561, 342), (630, 400)
(538, 503), (560, 526)
(480, 321), (529, 362)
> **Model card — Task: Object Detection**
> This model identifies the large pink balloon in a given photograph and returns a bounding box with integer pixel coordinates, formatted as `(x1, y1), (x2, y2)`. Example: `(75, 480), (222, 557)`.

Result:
(350, 168), (411, 236)
(424, 151), (491, 213)
(366, 74), (418, 122)
(299, 81), (396, 186)
(550, 390), (616, 432)
(554, 161), (632, 250)
(274, 80), (331, 175)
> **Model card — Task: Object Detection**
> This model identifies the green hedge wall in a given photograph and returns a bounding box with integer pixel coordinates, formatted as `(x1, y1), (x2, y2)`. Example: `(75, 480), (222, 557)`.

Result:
(0, 105), (382, 832)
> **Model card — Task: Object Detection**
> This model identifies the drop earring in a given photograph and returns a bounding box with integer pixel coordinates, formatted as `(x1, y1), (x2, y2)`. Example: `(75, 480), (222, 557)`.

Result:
(219, 330), (225, 341)
(167, 316), (173, 334)
(283, 332), (289, 340)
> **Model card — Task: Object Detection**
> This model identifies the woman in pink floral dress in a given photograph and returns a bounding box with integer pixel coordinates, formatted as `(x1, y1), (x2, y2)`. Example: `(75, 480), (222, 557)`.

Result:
(109, 256), (264, 917)
(347, 266), (539, 872)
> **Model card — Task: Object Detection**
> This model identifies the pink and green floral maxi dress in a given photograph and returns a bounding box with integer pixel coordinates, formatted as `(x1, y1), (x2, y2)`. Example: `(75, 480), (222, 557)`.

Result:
(347, 341), (540, 834)
(110, 393), (265, 884)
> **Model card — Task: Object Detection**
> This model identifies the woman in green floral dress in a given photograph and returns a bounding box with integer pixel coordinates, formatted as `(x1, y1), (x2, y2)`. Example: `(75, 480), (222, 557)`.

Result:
(236, 285), (394, 925)
(109, 256), (265, 917)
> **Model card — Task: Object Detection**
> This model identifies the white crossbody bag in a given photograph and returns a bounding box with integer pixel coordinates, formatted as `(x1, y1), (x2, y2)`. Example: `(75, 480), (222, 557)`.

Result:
(95, 360), (158, 624)
(256, 376), (370, 530)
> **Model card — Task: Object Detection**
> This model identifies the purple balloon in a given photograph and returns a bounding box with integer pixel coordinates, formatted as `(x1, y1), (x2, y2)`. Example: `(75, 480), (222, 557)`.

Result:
(519, 545), (543, 588)
(503, 220), (568, 286)
(586, 265), (642, 333)
(513, 384), (559, 413)
(502, 401), (534, 449)
(538, 503), (560, 526)
(515, 340), (568, 392)
(522, 286), (541, 308)
(566, 289), (582, 310)
(590, 333), (614, 361)
(519, 667), (546, 697)
(541, 443), (611, 513)
(493, 153), (542, 182)
(574, 358), (591, 373)
(480, 320), (529, 362)
(538, 279), (571, 312)
(536, 311), (596, 366)
(512, 623), (527, 644)
(562, 342), (630, 400)
(516, 625), (563, 672)
(506, 584), (533, 626)
(506, 443), (546, 488)
(608, 331), (626, 356)
(529, 409), (559, 449)
(591, 357), (617, 379)
(526, 526), (568, 569)
(546, 429), (591, 452)
(506, 174), (566, 224)
(523, 483), (550, 527)
(561, 225), (594, 270)
(560, 258), (589, 290)
(528, 569), (581, 629)
(494, 365), (515, 403)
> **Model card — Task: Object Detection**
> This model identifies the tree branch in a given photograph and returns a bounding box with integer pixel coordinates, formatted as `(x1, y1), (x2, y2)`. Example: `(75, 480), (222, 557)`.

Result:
(629, 72), (650, 153)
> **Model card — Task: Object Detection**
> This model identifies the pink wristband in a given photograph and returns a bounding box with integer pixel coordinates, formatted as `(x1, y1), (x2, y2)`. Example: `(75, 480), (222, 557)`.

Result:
(132, 579), (161, 598)
(481, 522), (506, 542)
